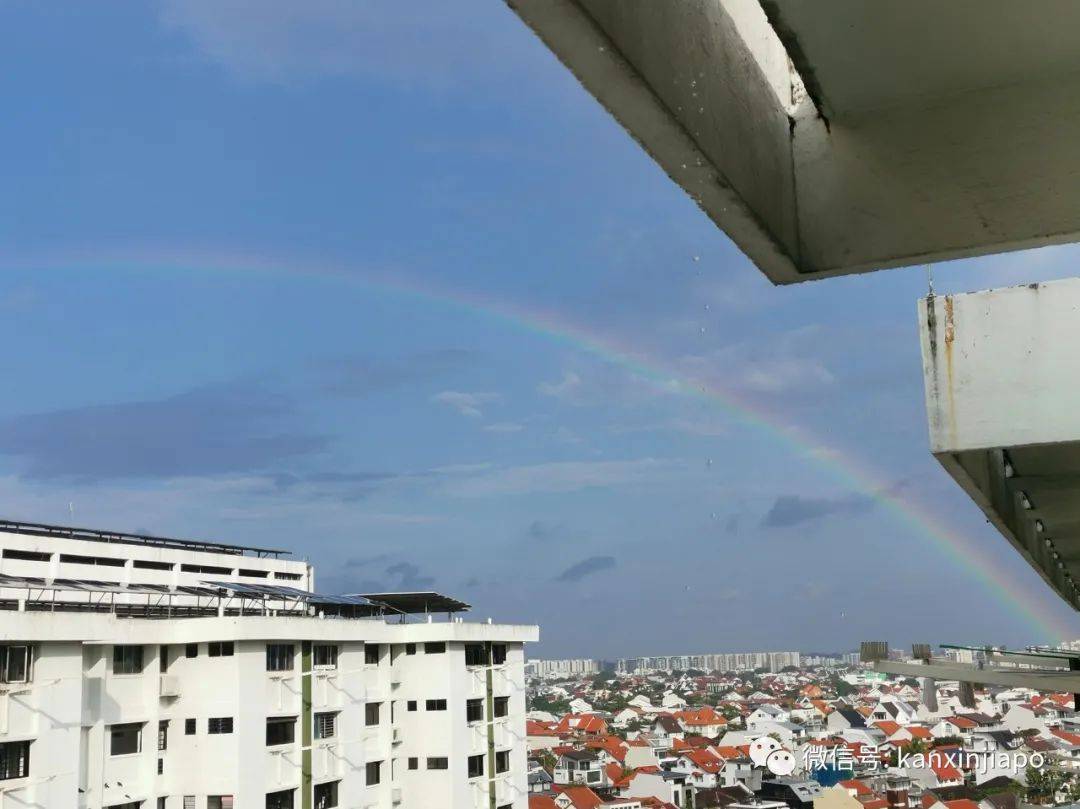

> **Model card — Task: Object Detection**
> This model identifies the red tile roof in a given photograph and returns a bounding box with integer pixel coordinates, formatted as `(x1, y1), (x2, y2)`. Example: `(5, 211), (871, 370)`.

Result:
(840, 780), (872, 796)
(555, 786), (604, 809)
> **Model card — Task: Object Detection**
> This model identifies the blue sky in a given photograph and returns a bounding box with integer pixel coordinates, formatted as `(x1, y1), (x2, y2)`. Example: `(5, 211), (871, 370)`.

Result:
(2, 0), (1078, 658)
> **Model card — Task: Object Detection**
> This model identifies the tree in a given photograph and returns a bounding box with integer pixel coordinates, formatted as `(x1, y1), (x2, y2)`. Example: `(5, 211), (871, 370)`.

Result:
(833, 679), (856, 697)
(591, 670), (617, 688)
(1026, 764), (1067, 805)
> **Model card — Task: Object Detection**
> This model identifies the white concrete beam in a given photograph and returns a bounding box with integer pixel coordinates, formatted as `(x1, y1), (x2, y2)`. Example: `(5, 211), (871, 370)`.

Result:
(875, 659), (1080, 693)
(506, 0), (1080, 283)
(919, 279), (1080, 611)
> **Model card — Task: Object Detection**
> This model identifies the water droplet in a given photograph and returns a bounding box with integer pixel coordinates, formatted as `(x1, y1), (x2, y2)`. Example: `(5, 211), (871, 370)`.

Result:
(692, 255), (700, 262)
(699, 326), (706, 334)
(705, 458), (713, 468)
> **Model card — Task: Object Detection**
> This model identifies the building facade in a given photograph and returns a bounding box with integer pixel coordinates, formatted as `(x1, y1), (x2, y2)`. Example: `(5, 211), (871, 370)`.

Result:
(615, 651), (801, 674)
(0, 519), (538, 809)
(523, 659), (599, 680)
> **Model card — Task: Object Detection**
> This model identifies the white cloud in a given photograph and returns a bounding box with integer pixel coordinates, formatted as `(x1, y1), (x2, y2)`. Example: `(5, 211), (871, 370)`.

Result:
(678, 328), (835, 396)
(158, 0), (540, 88)
(537, 371), (582, 401)
(441, 458), (671, 497)
(736, 357), (834, 393)
(538, 366), (677, 407)
(431, 391), (501, 419)
(483, 421), (523, 434)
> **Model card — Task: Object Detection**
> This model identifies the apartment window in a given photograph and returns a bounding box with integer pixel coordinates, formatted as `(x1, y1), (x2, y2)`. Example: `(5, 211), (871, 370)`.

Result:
(157, 757), (163, 775)
(364, 644), (380, 665)
(275, 572), (303, 581)
(427, 757), (449, 770)
(208, 798), (234, 809)
(0, 741), (30, 780)
(365, 760), (382, 786)
(158, 798), (167, 809)
(208, 642), (234, 657)
(2, 549), (49, 562)
(266, 717), (296, 746)
(0, 646), (29, 684)
(239, 568), (268, 578)
(266, 790), (294, 809)
(185, 643), (198, 658)
(466, 699), (483, 723)
(266, 644), (294, 672)
(314, 712), (337, 740)
(494, 696), (509, 718)
(109, 723), (143, 756)
(365, 702), (381, 726)
(408, 757), (418, 770)
(159, 645), (169, 673)
(59, 553), (124, 567)
(184, 718), (196, 735)
(424, 642), (446, 654)
(180, 563), (231, 575)
(425, 698), (447, 712)
(407, 700), (417, 712)
(158, 720), (169, 751)
(464, 644), (487, 666)
(134, 559), (172, 571)
(113, 645), (144, 675)
(492, 644), (507, 665)
(208, 717), (233, 734)
(467, 754), (485, 778)
(313, 644), (338, 669)
(184, 798), (196, 809)
(495, 750), (510, 773)
(405, 643), (416, 655)
(313, 781), (339, 809)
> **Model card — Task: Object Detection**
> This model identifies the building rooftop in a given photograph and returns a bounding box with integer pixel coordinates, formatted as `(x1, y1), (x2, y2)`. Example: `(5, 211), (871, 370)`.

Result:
(0, 516), (290, 558)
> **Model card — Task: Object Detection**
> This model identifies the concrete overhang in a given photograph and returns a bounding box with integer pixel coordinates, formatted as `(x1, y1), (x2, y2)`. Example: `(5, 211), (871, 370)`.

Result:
(506, 0), (1080, 283)
(919, 279), (1080, 611)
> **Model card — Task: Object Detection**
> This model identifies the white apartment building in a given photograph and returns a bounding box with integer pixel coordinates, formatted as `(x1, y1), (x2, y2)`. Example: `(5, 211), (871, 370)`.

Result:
(523, 659), (598, 680)
(0, 518), (538, 809)
(615, 651), (801, 674)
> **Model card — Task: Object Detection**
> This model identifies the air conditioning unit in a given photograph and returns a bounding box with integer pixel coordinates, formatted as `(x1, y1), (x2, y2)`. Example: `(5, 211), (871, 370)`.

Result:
(392, 727), (402, 743)
(391, 787), (402, 804)
(159, 675), (181, 698)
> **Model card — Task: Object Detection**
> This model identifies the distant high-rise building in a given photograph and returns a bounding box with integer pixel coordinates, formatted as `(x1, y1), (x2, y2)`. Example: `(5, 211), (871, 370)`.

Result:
(615, 650), (801, 674)
(524, 658), (599, 679)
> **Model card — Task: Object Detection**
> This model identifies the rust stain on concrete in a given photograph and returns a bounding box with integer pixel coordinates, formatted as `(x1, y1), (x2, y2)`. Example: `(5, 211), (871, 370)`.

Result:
(943, 295), (958, 445)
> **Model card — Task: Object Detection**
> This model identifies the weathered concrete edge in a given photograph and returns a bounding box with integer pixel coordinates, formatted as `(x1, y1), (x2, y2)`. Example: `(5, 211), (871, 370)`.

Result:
(505, 0), (802, 284)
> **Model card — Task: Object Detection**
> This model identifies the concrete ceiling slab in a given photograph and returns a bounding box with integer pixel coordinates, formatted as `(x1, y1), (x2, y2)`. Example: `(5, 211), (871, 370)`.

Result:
(506, 0), (1080, 283)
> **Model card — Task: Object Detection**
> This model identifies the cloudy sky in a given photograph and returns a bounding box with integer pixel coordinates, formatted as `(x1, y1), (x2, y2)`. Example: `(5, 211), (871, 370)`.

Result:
(2, 1), (1078, 658)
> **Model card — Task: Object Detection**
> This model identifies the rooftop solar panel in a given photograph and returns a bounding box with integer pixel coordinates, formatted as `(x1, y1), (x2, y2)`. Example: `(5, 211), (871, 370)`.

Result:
(357, 591), (471, 614)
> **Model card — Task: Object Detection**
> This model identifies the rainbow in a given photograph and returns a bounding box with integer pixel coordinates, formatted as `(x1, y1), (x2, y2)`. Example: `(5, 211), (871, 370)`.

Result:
(12, 247), (1077, 642)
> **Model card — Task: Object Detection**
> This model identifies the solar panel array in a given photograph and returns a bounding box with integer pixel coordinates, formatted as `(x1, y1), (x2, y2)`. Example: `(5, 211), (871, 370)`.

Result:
(0, 573), (471, 616)
(201, 580), (375, 607)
